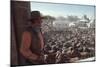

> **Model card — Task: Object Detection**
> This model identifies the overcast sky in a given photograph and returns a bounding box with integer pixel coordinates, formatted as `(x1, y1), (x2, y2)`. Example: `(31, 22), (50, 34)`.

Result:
(31, 2), (95, 19)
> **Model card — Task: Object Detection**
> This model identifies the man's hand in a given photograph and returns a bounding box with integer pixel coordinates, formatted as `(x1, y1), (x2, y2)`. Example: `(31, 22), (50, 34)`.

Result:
(36, 54), (47, 64)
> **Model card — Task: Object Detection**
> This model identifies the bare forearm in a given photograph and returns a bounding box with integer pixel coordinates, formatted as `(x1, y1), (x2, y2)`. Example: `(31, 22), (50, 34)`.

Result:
(20, 49), (39, 61)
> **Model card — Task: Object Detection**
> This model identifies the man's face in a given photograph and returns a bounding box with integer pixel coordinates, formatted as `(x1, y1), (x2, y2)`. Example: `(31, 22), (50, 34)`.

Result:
(31, 17), (43, 27)
(37, 17), (42, 24)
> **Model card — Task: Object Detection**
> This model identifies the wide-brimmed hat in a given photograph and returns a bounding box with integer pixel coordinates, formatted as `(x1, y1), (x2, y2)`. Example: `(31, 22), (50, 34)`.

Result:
(29, 11), (44, 21)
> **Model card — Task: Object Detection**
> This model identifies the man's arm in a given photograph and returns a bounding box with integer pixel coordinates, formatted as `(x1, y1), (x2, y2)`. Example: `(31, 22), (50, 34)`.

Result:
(20, 31), (39, 61)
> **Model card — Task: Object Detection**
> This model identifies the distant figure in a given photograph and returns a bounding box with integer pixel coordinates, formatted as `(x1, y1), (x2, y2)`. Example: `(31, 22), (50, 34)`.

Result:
(20, 11), (45, 65)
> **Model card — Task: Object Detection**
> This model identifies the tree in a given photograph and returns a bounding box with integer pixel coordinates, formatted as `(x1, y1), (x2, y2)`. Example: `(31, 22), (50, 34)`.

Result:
(66, 15), (80, 22)
(56, 16), (67, 21)
(42, 15), (56, 31)
(83, 15), (90, 23)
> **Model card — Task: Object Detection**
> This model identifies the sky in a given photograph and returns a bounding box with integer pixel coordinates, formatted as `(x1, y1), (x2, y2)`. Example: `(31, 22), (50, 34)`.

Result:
(30, 2), (95, 19)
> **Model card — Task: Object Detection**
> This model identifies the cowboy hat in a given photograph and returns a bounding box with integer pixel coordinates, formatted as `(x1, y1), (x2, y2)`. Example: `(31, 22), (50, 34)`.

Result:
(29, 11), (44, 21)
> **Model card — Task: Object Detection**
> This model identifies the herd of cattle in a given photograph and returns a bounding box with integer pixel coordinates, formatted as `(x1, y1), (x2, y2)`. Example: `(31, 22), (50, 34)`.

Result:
(42, 28), (95, 64)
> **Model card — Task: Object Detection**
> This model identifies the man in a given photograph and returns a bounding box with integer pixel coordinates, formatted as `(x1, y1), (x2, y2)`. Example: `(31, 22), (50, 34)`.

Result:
(20, 11), (45, 65)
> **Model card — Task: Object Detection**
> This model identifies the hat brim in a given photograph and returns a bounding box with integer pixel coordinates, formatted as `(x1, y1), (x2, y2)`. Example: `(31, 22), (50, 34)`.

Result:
(28, 17), (44, 21)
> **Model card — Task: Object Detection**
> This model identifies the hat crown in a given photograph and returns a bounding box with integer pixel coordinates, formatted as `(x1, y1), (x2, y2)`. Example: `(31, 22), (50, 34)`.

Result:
(31, 11), (41, 19)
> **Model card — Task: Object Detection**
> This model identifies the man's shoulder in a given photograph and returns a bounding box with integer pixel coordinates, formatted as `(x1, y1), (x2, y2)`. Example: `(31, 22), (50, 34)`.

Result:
(23, 30), (37, 37)
(22, 31), (31, 37)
